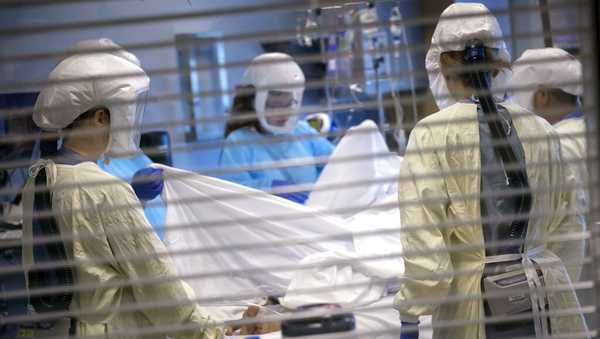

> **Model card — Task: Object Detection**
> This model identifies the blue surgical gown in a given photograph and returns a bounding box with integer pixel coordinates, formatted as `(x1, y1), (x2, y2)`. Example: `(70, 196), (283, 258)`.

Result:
(98, 154), (166, 240)
(218, 121), (335, 190)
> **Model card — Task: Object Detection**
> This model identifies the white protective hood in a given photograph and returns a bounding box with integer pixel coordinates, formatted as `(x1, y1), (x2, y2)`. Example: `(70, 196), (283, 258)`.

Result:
(426, 3), (511, 110)
(65, 38), (143, 68)
(33, 38), (150, 158)
(509, 48), (583, 112)
(240, 53), (305, 134)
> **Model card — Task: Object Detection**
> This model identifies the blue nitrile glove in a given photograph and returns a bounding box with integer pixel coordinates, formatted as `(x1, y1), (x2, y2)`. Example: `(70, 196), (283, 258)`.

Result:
(271, 180), (309, 204)
(400, 321), (419, 339)
(132, 167), (164, 201)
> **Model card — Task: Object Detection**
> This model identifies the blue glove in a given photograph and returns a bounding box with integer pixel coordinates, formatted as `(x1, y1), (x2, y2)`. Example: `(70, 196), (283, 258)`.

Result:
(132, 167), (164, 201)
(400, 321), (419, 339)
(271, 180), (309, 204)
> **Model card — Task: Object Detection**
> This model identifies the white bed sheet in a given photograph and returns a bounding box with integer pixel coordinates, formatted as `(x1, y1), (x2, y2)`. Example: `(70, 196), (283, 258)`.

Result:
(159, 120), (431, 338)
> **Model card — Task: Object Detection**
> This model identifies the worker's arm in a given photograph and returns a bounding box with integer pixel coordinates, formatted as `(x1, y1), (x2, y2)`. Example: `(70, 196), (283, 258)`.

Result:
(394, 125), (453, 322)
(218, 134), (272, 190)
(100, 183), (222, 339)
(547, 141), (586, 283)
(299, 121), (334, 174)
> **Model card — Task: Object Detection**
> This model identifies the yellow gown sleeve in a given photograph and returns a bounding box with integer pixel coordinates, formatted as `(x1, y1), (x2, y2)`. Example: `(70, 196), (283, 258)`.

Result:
(394, 125), (453, 322)
(546, 150), (586, 283)
(98, 183), (223, 339)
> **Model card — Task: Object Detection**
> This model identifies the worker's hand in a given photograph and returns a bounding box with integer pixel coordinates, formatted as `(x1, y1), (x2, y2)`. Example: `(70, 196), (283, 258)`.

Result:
(131, 167), (164, 201)
(226, 305), (281, 335)
(400, 321), (419, 339)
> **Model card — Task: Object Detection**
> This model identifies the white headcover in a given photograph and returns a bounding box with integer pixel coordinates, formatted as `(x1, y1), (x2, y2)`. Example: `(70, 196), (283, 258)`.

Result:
(65, 38), (142, 68)
(34, 38), (150, 158)
(509, 48), (583, 112)
(426, 3), (511, 110)
(240, 53), (305, 134)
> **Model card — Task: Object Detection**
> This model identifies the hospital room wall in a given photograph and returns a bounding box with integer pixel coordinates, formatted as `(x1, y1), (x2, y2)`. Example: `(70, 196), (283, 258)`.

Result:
(507, 0), (546, 58)
(0, 0), (298, 171)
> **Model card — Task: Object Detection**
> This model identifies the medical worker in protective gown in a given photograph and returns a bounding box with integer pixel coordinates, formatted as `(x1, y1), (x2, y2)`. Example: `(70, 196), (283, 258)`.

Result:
(394, 3), (587, 339)
(509, 48), (588, 286)
(510, 48), (587, 192)
(218, 53), (334, 203)
(21, 39), (222, 338)
(58, 39), (167, 240)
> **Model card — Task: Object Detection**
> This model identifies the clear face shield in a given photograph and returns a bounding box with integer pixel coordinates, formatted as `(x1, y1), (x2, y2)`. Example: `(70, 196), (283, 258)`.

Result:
(260, 90), (300, 133)
(130, 89), (148, 152)
(103, 89), (148, 160)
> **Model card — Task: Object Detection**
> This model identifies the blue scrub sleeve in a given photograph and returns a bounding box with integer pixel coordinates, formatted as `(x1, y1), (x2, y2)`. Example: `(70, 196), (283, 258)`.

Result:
(314, 139), (334, 174)
(297, 121), (335, 174)
(218, 142), (271, 190)
(310, 133), (335, 158)
(297, 121), (335, 158)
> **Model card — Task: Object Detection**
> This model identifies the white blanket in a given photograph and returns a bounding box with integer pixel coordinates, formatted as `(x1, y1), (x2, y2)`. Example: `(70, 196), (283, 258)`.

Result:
(157, 164), (354, 320)
(159, 120), (418, 338)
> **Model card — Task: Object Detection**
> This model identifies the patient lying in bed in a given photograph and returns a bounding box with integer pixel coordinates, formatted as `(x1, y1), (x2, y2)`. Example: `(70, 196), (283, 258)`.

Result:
(157, 121), (431, 339)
